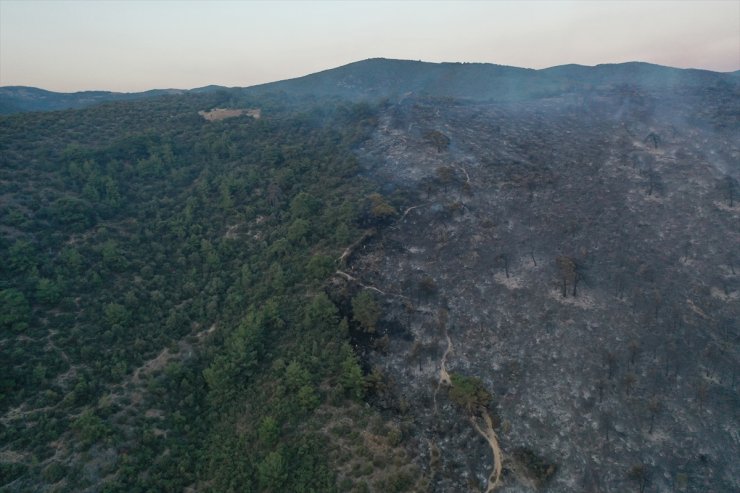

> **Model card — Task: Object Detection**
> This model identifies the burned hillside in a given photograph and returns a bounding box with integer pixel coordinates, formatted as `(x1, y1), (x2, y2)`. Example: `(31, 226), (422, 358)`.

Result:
(337, 83), (739, 492)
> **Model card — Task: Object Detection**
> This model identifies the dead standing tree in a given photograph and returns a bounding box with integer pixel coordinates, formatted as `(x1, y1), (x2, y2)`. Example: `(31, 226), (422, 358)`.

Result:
(604, 350), (617, 380)
(628, 463), (650, 493)
(644, 132), (661, 149)
(722, 175), (737, 207)
(556, 256), (579, 297)
(495, 253), (510, 279)
(642, 166), (662, 196)
(435, 166), (456, 193)
(647, 396), (662, 434)
(425, 130), (451, 153)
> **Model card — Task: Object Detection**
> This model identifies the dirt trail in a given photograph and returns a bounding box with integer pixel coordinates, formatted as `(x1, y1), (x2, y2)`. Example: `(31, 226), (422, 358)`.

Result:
(335, 271), (411, 302)
(337, 229), (375, 265)
(455, 164), (471, 184)
(336, 270), (388, 296)
(470, 409), (504, 492)
(433, 331), (453, 413)
(439, 333), (452, 385)
(400, 203), (428, 220)
(435, 323), (504, 492)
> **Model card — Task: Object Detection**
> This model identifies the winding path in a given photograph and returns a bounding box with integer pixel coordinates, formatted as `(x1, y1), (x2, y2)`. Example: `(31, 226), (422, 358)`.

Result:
(435, 323), (504, 492)
(433, 331), (453, 413)
(335, 270), (388, 296)
(439, 333), (453, 386)
(470, 408), (504, 492)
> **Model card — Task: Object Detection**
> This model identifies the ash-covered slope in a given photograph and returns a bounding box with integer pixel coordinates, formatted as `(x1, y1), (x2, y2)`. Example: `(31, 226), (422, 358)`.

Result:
(333, 69), (739, 492)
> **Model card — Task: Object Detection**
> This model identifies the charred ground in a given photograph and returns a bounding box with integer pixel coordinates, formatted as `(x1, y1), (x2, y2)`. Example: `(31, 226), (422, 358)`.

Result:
(335, 77), (739, 492)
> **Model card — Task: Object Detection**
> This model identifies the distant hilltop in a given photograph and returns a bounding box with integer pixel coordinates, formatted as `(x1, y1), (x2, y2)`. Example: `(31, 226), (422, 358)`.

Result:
(245, 58), (739, 102)
(0, 86), (184, 114)
(2, 58), (738, 114)
(0, 85), (219, 115)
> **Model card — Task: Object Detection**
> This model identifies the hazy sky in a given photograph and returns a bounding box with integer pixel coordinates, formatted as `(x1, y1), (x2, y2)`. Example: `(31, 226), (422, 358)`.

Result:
(1, 0), (738, 92)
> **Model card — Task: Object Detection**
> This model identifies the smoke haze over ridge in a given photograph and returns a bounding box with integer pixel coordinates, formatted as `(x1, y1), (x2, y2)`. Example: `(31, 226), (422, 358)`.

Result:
(1, 0), (738, 92)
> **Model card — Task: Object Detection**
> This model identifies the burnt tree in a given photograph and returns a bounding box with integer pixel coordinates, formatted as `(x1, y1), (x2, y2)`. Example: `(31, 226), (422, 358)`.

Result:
(496, 253), (510, 279)
(556, 255), (579, 297)
(722, 175), (737, 207)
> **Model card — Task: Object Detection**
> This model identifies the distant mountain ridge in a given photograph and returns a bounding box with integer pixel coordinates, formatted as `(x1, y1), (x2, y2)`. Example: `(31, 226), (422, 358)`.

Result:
(245, 58), (739, 102)
(0, 85), (225, 115)
(2, 58), (737, 114)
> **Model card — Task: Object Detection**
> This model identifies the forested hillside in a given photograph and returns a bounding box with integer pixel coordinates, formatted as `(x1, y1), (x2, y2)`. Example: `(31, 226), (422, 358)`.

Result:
(0, 91), (420, 492)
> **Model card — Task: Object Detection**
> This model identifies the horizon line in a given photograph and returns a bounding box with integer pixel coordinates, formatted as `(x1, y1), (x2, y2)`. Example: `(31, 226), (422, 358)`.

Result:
(2, 57), (738, 94)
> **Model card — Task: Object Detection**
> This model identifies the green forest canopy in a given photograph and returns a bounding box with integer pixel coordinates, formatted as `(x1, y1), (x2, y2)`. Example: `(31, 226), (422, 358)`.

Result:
(0, 91), (417, 492)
